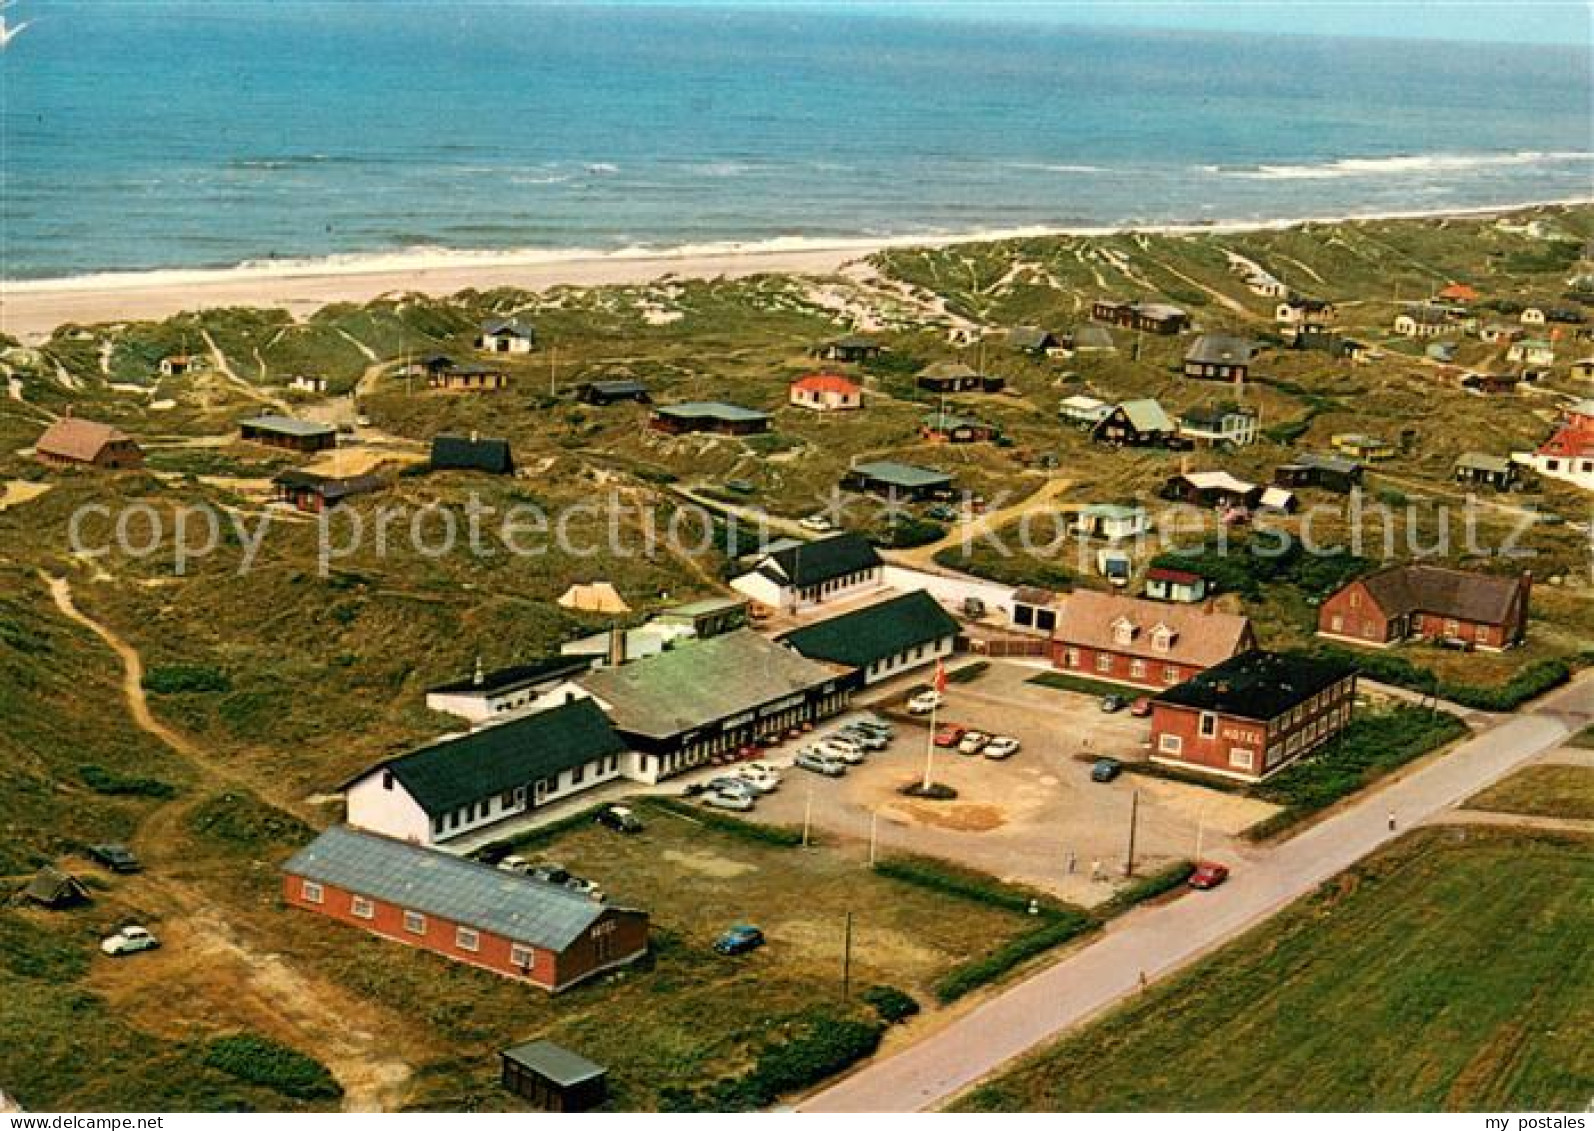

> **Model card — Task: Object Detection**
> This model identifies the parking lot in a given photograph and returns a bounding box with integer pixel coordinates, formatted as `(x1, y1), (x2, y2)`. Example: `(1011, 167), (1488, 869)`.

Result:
(740, 660), (1279, 905)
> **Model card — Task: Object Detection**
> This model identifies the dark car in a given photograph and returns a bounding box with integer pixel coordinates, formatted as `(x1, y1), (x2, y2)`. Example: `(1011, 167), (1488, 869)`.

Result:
(1100, 694), (1129, 713)
(87, 843), (141, 874)
(725, 478), (758, 495)
(594, 805), (643, 834)
(1188, 861), (1231, 890)
(1090, 757), (1123, 783)
(713, 924), (766, 956)
(925, 503), (959, 522)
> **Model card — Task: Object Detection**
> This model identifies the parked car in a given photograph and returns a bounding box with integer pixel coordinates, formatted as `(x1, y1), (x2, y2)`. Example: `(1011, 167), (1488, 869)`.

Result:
(707, 776), (759, 800)
(595, 805), (643, 833)
(906, 689), (943, 715)
(724, 478), (757, 495)
(983, 736), (1022, 760)
(1188, 861), (1231, 890)
(702, 789), (756, 812)
(957, 730), (990, 755)
(1091, 757), (1123, 783)
(849, 716), (895, 738)
(933, 724), (967, 748)
(86, 843), (141, 873)
(713, 924), (765, 955)
(795, 749), (847, 777)
(100, 925), (160, 957)
(564, 876), (605, 901)
(1129, 696), (1153, 718)
(498, 855), (534, 874)
(529, 864), (572, 885)
(733, 763), (783, 792)
(1100, 693), (1129, 713)
(815, 738), (866, 764)
(798, 514), (834, 533)
(838, 725), (888, 751)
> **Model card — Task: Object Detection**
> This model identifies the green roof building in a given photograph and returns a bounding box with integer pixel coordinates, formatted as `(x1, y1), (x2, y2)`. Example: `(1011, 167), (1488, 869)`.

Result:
(781, 590), (960, 686)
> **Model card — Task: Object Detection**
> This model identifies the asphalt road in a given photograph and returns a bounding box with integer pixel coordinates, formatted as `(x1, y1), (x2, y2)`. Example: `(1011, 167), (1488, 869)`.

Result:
(799, 675), (1593, 1113)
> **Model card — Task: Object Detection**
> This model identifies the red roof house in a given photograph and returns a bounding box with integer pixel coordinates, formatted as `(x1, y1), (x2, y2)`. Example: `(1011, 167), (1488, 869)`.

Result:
(789, 373), (863, 412)
(34, 417), (143, 470)
(1049, 591), (1256, 690)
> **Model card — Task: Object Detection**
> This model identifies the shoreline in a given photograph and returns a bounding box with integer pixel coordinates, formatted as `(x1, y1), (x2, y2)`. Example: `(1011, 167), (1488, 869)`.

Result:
(2, 197), (1588, 343)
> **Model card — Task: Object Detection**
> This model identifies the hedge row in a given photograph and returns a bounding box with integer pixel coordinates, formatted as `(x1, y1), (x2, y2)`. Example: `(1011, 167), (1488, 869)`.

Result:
(934, 913), (1099, 1004)
(478, 800), (618, 861)
(873, 854), (1065, 917)
(78, 763), (179, 800)
(1306, 644), (1573, 712)
(142, 663), (231, 695)
(1246, 706), (1468, 837)
(947, 660), (991, 684)
(663, 1009), (885, 1111)
(642, 796), (806, 848)
(1098, 860), (1197, 917)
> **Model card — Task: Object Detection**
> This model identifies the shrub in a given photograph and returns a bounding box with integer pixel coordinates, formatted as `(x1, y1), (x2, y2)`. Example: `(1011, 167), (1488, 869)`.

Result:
(202, 1034), (342, 1101)
(874, 855), (1064, 916)
(494, 800), (618, 855)
(947, 660), (989, 684)
(667, 1009), (885, 1110)
(1303, 646), (1572, 712)
(861, 985), (921, 1024)
(1099, 860), (1196, 916)
(142, 664), (231, 695)
(186, 791), (313, 853)
(875, 517), (946, 549)
(78, 764), (178, 800)
(934, 914), (1099, 1003)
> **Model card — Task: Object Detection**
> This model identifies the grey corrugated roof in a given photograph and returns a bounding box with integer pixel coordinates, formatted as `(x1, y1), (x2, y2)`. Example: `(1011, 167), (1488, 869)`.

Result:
(847, 460), (954, 489)
(1119, 398), (1174, 433)
(502, 1040), (606, 1086)
(481, 317), (536, 338)
(239, 414), (336, 438)
(1184, 334), (1254, 366)
(1455, 451), (1512, 474)
(283, 826), (608, 951)
(356, 698), (625, 816)
(655, 402), (770, 423)
(578, 629), (837, 739)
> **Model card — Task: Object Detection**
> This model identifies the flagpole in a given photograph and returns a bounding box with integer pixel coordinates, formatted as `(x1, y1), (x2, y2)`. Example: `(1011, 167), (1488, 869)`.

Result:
(921, 697), (937, 791)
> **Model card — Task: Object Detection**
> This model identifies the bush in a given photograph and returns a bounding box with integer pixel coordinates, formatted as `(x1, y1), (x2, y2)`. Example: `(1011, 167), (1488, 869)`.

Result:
(78, 764), (178, 800)
(667, 1009), (884, 1110)
(186, 791), (314, 853)
(1248, 706), (1467, 829)
(142, 664), (231, 695)
(875, 517), (946, 549)
(874, 855), (1064, 916)
(1304, 646), (1572, 711)
(935, 914), (1099, 1003)
(1027, 671), (1126, 699)
(642, 796), (804, 847)
(861, 985), (921, 1024)
(202, 1034), (342, 1101)
(947, 661), (989, 684)
(1099, 860), (1196, 916)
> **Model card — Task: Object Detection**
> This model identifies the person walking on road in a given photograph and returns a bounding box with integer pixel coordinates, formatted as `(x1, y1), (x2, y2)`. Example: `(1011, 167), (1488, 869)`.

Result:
(1387, 810), (1397, 831)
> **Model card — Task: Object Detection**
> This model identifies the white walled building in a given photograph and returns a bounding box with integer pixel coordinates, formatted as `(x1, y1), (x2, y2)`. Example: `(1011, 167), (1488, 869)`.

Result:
(731, 532), (884, 612)
(425, 656), (596, 724)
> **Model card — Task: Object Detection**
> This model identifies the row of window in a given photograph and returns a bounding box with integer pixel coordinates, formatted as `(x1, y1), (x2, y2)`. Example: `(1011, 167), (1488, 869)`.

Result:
(650, 692), (851, 779)
(799, 569), (879, 602)
(1063, 648), (1184, 685)
(300, 882), (537, 969)
(866, 639), (945, 678)
(1158, 733), (1256, 772)
(428, 755), (624, 836)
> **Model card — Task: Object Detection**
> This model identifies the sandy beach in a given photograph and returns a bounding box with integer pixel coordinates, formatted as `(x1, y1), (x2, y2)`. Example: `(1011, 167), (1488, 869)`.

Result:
(2, 198), (1586, 344)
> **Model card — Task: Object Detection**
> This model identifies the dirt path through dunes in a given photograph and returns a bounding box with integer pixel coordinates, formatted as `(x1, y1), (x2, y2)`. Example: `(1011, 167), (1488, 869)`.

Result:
(42, 572), (417, 1112)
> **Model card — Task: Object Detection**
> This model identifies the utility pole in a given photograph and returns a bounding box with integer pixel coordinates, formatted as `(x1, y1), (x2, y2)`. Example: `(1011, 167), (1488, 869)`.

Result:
(1124, 788), (1140, 877)
(868, 809), (879, 867)
(802, 786), (814, 848)
(841, 911), (853, 1000)
(549, 345), (558, 397)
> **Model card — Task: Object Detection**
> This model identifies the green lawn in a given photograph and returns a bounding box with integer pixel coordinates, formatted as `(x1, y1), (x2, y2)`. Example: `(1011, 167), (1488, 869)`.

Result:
(954, 827), (1594, 1111)
(1465, 765), (1594, 822)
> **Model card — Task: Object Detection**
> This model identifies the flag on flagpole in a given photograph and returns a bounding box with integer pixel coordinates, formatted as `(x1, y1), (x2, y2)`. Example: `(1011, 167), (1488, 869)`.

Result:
(933, 659), (948, 694)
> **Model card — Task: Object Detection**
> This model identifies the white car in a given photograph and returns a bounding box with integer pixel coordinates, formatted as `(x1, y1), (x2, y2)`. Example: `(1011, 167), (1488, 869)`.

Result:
(702, 789), (756, 812)
(734, 763), (783, 792)
(957, 730), (991, 755)
(798, 514), (834, 533)
(815, 738), (866, 764)
(906, 690), (943, 715)
(983, 735), (1022, 760)
(101, 925), (160, 957)
(497, 855), (533, 874)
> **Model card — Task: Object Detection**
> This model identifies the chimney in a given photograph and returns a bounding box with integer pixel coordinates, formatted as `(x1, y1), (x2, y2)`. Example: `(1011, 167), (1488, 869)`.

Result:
(471, 654), (485, 687)
(607, 625), (627, 668)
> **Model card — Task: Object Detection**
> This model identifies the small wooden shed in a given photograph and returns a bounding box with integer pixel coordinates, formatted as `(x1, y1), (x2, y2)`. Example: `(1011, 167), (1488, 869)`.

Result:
(500, 1040), (607, 1112)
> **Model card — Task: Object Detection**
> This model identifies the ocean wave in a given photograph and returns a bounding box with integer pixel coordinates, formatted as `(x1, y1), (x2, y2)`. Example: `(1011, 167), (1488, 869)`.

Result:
(1202, 150), (1593, 180)
(1005, 162), (1109, 174)
(585, 162), (621, 175)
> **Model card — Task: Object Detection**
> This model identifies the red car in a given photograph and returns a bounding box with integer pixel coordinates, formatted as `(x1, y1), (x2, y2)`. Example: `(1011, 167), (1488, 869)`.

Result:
(933, 724), (967, 748)
(1188, 861), (1230, 890)
(1129, 696), (1153, 718)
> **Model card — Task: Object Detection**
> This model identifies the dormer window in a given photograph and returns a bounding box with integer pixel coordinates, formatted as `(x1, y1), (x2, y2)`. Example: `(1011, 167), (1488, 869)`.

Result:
(1150, 624), (1176, 653)
(382, 770), (394, 791)
(1111, 617), (1137, 647)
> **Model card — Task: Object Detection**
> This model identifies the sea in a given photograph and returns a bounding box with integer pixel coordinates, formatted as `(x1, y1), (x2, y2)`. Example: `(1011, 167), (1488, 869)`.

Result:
(1, 2), (1591, 282)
